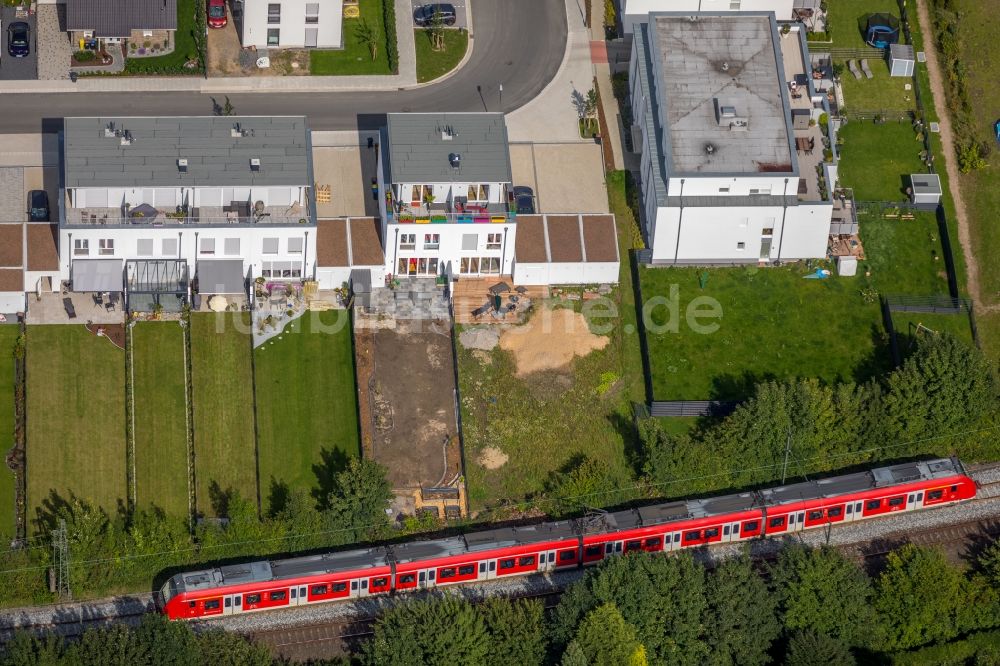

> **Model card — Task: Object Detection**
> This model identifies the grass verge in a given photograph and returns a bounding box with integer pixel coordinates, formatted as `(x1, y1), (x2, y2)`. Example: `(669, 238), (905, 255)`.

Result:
(255, 311), (359, 509)
(0, 327), (18, 537)
(827, 0), (903, 48)
(131, 322), (189, 517)
(123, 0), (202, 74)
(190, 313), (256, 516)
(414, 29), (468, 83)
(26, 326), (126, 523)
(311, 0), (392, 75)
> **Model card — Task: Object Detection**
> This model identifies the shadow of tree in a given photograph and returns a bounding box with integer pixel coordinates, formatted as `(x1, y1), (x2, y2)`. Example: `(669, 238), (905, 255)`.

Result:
(312, 447), (349, 510)
(267, 477), (290, 517)
(207, 481), (233, 518)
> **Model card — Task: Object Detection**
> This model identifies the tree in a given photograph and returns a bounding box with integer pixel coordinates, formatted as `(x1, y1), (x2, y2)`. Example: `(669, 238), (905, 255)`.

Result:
(324, 458), (394, 543)
(544, 454), (631, 516)
(771, 544), (875, 647)
(355, 19), (379, 61)
(563, 603), (647, 666)
(480, 597), (546, 666)
(426, 9), (447, 51)
(704, 555), (779, 666)
(784, 630), (855, 666)
(363, 596), (490, 666)
(979, 537), (1000, 589)
(639, 418), (726, 496)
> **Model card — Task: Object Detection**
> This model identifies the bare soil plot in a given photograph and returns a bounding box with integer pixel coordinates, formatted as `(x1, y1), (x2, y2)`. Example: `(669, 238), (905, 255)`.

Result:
(499, 307), (609, 376)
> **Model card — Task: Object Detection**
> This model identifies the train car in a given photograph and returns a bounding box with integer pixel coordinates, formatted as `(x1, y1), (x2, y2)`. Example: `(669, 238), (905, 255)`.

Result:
(160, 547), (392, 620)
(760, 457), (975, 537)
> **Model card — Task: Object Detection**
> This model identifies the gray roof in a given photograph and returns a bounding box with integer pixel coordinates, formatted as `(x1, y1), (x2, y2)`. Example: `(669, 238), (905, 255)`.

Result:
(910, 173), (941, 194)
(386, 113), (512, 184)
(72, 259), (123, 292)
(63, 116), (311, 189)
(649, 13), (795, 174)
(197, 259), (246, 294)
(890, 43), (915, 60)
(66, 0), (177, 37)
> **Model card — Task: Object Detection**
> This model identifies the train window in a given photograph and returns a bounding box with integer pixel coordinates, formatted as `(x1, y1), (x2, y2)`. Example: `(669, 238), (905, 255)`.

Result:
(585, 545), (602, 557)
(235, 596), (241, 606)
(673, 533), (681, 543)
(866, 500), (881, 510)
(488, 562), (496, 572)
(418, 572), (426, 582)
(246, 594), (261, 604)
(733, 524), (740, 533)
(270, 591), (287, 601)
(372, 577), (388, 587)
(888, 497), (904, 507)
(917, 492), (924, 501)
(605, 543), (614, 554)
(188, 601), (196, 608)
(225, 598), (231, 608)
(299, 587), (306, 597)
(723, 526), (730, 536)
(769, 517), (784, 528)
(311, 585), (328, 595)
(644, 537), (661, 548)
(625, 540), (641, 552)
(479, 563), (486, 573)
(518, 556), (536, 567)
(499, 558), (515, 569)
(291, 588), (297, 599)
(205, 600), (220, 610)
(828, 507), (842, 517)
(927, 489), (943, 500)
(704, 528), (719, 538)
(560, 550), (577, 561)
(549, 553), (556, 563)
(440, 568), (456, 579)
(951, 485), (957, 492)
(789, 514), (795, 525)
(458, 565), (476, 576)
(361, 580), (368, 589)
(808, 511), (822, 520)
(908, 495), (915, 504)
(685, 531), (701, 541)
(744, 521), (759, 531)
(351, 581), (359, 590)
(846, 504), (853, 514)
(428, 571), (436, 581)
(333, 582), (347, 592)
(398, 575), (415, 585)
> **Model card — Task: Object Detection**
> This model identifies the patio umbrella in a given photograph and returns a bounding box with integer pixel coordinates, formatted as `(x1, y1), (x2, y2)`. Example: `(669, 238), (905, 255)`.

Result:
(208, 295), (228, 312)
(488, 281), (511, 295)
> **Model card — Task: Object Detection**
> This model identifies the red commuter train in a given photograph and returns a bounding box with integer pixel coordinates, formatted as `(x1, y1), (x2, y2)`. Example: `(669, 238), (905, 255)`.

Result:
(160, 457), (976, 620)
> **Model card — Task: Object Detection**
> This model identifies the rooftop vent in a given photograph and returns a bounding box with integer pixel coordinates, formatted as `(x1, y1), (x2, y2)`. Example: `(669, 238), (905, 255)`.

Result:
(231, 123), (252, 138)
(177, 158), (188, 173)
(440, 125), (456, 141)
(704, 142), (717, 155)
(250, 158), (261, 171)
(448, 153), (461, 169)
(120, 130), (134, 146)
(104, 122), (116, 138)
(720, 62), (730, 72)
(714, 99), (748, 131)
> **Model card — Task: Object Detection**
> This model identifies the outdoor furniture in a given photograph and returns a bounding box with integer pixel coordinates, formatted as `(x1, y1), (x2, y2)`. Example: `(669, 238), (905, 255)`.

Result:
(93, 293), (103, 306)
(130, 203), (159, 221)
(848, 60), (862, 80)
(471, 303), (491, 320)
(105, 298), (115, 312)
(488, 281), (511, 296)
(63, 298), (77, 319)
(109, 292), (120, 309)
(860, 59), (874, 79)
(515, 285), (528, 295)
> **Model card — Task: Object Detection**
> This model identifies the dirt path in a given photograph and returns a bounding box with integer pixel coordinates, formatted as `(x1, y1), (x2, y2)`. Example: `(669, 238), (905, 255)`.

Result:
(913, 0), (997, 313)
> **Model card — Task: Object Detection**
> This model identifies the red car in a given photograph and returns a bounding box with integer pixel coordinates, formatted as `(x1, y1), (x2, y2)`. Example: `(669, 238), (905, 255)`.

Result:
(207, 0), (227, 28)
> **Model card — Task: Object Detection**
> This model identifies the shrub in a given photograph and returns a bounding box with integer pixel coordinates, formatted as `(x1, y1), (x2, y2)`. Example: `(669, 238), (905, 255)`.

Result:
(806, 30), (831, 41)
(382, 0), (398, 72)
(73, 50), (96, 62)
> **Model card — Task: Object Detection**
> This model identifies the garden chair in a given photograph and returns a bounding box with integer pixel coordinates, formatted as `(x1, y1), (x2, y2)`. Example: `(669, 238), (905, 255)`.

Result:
(63, 298), (77, 319)
(847, 60), (862, 80)
(860, 59), (874, 79)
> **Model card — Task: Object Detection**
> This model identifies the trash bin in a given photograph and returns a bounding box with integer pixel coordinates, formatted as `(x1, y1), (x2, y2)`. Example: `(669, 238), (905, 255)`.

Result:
(70, 72), (78, 83)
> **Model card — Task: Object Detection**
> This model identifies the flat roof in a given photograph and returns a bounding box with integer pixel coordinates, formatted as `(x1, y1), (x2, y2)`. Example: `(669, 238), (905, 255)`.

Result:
(514, 215), (619, 265)
(650, 13), (794, 174)
(911, 173), (942, 193)
(387, 113), (512, 184)
(63, 116), (311, 189)
(27, 224), (59, 271)
(0, 225), (22, 268)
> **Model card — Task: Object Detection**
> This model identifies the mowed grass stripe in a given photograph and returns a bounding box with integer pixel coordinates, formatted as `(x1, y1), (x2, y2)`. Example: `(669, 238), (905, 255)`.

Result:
(255, 311), (359, 503)
(0, 326), (19, 537)
(190, 313), (257, 515)
(131, 322), (189, 517)
(26, 325), (126, 522)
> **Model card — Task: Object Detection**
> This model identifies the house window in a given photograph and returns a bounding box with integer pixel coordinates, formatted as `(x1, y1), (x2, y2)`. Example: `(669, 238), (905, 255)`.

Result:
(267, 28), (280, 45)
(749, 188), (771, 195)
(397, 257), (439, 276)
(83, 30), (94, 38)
(200, 238), (215, 255)
(423, 233), (440, 250)
(267, 3), (281, 23)
(137, 239), (154, 255)
(718, 187), (730, 193)
(729, 0), (741, 9)
(461, 233), (478, 251)
(74, 239), (90, 256)
(224, 238), (240, 256)
(261, 262), (302, 279)
(142, 30), (153, 37)
(99, 239), (115, 256)
(305, 2), (319, 23)
(288, 237), (304, 254)
(486, 233), (502, 250)
(262, 238), (279, 254)
(736, 242), (745, 250)
(162, 238), (178, 256)
(460, 257), (500, 275)
(410, 185), (421, 203)
(762, 227), (774, 236)
(400, 233), (416, 250)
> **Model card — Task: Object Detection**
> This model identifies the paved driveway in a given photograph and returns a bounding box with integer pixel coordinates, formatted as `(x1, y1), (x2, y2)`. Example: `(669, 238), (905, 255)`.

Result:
(36, 4), (71, 80)
(0, 7), (37, 80)
(410, 0), (468, 29)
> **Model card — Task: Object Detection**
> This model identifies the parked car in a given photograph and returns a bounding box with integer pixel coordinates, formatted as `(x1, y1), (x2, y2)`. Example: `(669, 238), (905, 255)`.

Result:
(413, 3), (457, 26)
(7, 22), (30, 58)
(207, 0), (227, 28)
(28, 190), (49, 222)
(513, 186), (535, 215)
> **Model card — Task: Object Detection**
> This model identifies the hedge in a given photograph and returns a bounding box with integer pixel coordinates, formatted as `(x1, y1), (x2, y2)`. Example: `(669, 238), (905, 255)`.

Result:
(892, 630), (1000, 665)
(383, 0), (398, 73)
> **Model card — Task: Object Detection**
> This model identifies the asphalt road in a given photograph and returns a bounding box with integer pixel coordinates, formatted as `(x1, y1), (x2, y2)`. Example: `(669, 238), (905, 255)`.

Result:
(0, 0), (567, 134)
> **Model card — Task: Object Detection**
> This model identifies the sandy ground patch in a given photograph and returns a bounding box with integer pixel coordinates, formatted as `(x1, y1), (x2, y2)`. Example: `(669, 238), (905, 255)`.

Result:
(478, 447), (508, 470)
(499, 307), (609, 376)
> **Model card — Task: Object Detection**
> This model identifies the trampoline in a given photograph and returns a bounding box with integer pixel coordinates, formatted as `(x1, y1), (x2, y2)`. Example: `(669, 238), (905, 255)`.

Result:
(864, 13), (901, 48)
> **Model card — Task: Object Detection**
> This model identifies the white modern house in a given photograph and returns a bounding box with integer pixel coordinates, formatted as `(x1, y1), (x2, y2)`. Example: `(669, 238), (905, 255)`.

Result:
(629, 12), (833, 264)
(60, 116), (316, 306)
(238, 0), (342, 49)
(620, 0), (795, 34)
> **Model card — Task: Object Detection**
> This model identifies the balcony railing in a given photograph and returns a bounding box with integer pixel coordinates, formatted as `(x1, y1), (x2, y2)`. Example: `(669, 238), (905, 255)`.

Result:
(66, 205), (313, 226)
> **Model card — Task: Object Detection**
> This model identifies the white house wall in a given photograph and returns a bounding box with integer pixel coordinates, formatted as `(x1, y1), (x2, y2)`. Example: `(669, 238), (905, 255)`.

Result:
(241, 0), (343, 49)
(315, 265), (382, 290)
(0, 293), (25, 313)
(385, 223), (516, 277)
(515, 261), (620, 286)
(24, 270), (61, 294)
(622, 0), (794, 33)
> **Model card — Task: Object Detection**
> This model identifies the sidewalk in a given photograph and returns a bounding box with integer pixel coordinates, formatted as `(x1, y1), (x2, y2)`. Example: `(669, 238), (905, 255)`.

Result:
(0, 0), (419, 94)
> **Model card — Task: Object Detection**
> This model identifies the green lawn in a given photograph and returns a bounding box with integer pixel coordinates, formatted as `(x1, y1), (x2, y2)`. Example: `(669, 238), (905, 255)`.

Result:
(827, 0), (902, 48)
(891, 311), (975, 348)
(311, 0), (392, 75)
(859, 213), (951, 296)
(836, 120), (928, 201)
(838, 61), (917, 113)
(414, 29), (468, 83)
(26, 326), (126, 525)
(131, 323), (189, 518)
(123, 0), (202, 74)
(254, 311), (359, 508)
(190, 313), (256, 516)
(0, 326), (18, 537)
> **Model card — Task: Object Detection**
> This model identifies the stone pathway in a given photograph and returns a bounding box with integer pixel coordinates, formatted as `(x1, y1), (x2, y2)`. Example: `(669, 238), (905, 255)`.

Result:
(36, 4), (72, 81)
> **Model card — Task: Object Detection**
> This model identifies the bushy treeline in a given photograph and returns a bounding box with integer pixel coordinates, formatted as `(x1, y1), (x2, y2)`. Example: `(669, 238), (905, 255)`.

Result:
(546, 334), (999, 513)
(361, 539), (1000, 665)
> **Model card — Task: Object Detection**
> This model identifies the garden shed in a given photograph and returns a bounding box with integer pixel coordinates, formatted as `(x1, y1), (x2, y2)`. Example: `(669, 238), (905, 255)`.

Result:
(126, 259), (188, 312)
(909, 173), (942, 207)
(888, 44), (915, 77)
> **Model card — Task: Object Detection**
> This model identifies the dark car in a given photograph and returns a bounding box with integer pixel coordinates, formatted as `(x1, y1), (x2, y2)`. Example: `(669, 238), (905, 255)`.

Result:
(28, 190), (49, 222)
(513, 186), (535, 215)
(413, 3), (457, 26)
(7, 22), (30, 58)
